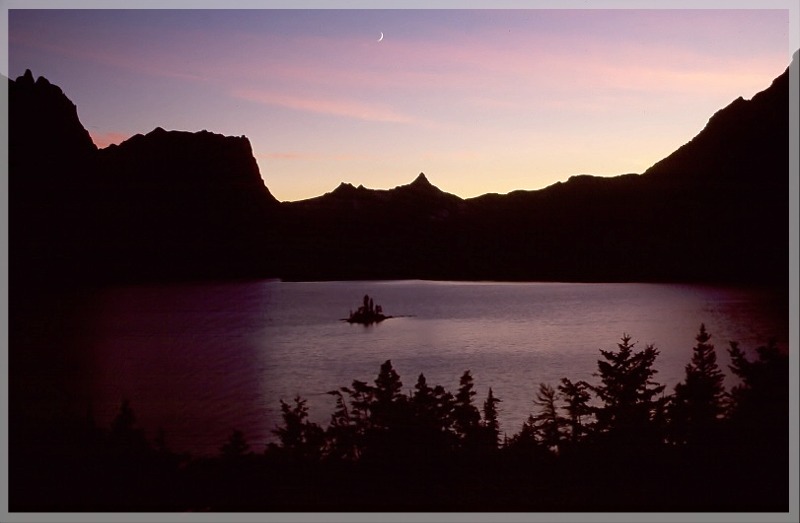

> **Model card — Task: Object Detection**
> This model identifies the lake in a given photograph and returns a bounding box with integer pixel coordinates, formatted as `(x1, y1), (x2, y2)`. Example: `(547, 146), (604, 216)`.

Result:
(75, 280), (787, 456)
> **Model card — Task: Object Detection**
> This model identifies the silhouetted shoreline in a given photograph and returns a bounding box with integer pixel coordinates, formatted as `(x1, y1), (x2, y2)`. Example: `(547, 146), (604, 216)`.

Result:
(9, 325), (788, 512)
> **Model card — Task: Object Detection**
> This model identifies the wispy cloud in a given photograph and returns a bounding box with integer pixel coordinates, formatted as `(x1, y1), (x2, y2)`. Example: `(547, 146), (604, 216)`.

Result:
(261, 152), (314, 161)
(227, 27), (788, 116)
(259, 151), (374, 162)
(232, 88), (417, 124)
(588, 62), (783, 97)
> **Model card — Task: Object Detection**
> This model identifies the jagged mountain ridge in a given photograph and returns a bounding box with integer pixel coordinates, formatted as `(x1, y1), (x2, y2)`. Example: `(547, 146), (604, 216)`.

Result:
(92, 127), (280, 280)
(278, 55), (791, 282)
(10, 70), (100, 286)
(285, 172), (465, 230)
(293, 172), (462, 211)
(9, 72), (282, 284)
(8, 53), (793, 284)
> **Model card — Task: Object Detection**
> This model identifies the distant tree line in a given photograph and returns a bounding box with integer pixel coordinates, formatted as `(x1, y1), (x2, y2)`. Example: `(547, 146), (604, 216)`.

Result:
(11, 325), (789, 511)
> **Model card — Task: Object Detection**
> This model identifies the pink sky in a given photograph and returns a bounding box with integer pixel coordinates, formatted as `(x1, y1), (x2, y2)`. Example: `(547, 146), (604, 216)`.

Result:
(6, 6), (795, 201)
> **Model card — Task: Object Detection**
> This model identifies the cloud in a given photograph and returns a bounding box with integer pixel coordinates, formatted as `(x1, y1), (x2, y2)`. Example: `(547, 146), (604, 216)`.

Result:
(261, 152), (314, 161)
(232, 88), (417, 124)
(258, 151), (375, 162)
(226, 28), (785, 122)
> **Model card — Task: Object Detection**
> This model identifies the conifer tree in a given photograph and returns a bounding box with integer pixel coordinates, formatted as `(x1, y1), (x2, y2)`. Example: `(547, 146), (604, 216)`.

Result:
(273, 395), (325, 460)
(374, 360), (403, 409)
(411, 373), (457, 452)
(532, 383), (562, 453)
(453, 370), (482, 447)
(510, 413), (539, 449)
(369, 360), (410, 455)
(481, 387), (502, 449)
(669, 324), (727, 445)
(325, 388), (360, 460)
(592, 334), (666, 443)
(220, 429), (250, 458)
(345, 379), (376, 431)
(727, 339), (789, 440)
(109, 399), (149, 452)
(412, 373), (445, 432)
(726, 338), (789, 500)
(412, 373), (434, 414)
(431, 383), (456, 429)
(558, 378), (593, 444)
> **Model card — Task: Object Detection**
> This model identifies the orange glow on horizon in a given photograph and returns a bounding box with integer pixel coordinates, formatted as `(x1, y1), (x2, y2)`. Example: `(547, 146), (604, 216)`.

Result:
(9, 9), (792, 203)
(90, 131), (130, 149)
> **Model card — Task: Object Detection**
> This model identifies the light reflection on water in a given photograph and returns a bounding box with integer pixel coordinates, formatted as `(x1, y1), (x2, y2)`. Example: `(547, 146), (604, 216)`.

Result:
(83, 280), (787, 456)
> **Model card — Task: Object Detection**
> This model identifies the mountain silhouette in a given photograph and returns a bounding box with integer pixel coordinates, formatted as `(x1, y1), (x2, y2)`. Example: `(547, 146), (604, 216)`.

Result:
(9, 69), (100, 289)
(9, 74), (280, 285)
(277, 172), (466, 279)
(8, 52), (794, 286)
(92, 127), (280, 280)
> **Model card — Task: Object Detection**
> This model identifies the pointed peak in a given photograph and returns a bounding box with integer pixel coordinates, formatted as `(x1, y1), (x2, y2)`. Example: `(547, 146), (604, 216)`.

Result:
(331, 181), (356, 194)
(411, 172), (431, 186)
(19, 69), (35, 86)
(396, 171), (454, 198)
(34, 75), (52, 88)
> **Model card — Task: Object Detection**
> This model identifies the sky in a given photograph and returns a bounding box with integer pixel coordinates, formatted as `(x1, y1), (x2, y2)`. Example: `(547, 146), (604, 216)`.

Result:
(4, 4), (795, 202)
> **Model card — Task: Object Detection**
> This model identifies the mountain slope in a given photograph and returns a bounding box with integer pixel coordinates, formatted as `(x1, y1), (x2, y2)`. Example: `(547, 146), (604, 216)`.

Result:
(9, 70), (100, 287)
(276, 173), (466, 279)
(8, 54), (793, 285)
(93, 127), (280, 281)
(636, 57), (790, 282)
(272, 55), (790, 283)
(9, 71), (282, 285)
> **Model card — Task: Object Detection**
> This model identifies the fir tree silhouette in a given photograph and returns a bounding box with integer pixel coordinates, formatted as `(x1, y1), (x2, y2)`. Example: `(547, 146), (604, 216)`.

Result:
(669, 324), (727, 446)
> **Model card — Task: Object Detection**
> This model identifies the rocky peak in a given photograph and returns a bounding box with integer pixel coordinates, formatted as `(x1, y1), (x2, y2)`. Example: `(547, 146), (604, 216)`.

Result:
(98, 127), (277, 203)
(411, 172), (432, 186)
(18, 68), (35, 86)
(400, 172), (455, 200)
(9, 69), (98, 176)
(331, 181), (357, 194)
(401, 172), (439, 193)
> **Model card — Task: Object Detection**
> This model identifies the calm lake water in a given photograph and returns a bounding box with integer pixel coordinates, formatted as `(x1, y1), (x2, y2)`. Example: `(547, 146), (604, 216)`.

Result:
(79, 280), (787, 456)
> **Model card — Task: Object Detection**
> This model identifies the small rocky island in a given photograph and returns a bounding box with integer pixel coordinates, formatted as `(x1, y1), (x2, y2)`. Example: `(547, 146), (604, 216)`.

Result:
(346, 294), (391, 325)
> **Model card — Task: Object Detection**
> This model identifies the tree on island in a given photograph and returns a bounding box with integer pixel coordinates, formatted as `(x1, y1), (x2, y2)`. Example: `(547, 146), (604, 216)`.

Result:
(347, 294), (389, 324)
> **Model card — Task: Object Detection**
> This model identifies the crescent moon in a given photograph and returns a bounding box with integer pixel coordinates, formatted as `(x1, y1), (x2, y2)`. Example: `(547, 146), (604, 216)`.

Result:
(377, 32), (384, 42)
